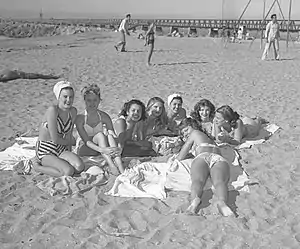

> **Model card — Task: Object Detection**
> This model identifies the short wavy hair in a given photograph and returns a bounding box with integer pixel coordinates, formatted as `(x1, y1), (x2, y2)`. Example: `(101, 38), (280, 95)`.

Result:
(81, 84), (101, 100)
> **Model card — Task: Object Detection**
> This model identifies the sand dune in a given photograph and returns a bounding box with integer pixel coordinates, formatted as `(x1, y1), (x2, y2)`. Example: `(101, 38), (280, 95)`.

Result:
(1, 31), (300, 248)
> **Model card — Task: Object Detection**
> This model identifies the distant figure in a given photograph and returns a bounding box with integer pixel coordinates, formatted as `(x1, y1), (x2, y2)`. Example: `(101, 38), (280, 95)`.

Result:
(114, 14), (131, 52)
(144, 22), (155, 66)
(237, 28), (243, 43)
(261, 14), (280, 61)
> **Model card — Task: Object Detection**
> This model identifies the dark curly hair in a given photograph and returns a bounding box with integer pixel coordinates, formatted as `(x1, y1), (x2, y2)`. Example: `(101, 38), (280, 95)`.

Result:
(119, 99), (147, 121)
(216, 105), (240, 128)
(178, 117), (203, 132)
(190, 99), (215, 122)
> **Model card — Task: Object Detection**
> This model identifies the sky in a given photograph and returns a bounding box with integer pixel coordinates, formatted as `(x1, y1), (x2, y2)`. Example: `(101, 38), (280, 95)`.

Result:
(0, 0), (299, 20)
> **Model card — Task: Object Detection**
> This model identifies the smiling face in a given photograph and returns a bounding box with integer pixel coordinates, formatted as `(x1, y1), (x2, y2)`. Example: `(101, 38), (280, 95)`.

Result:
(84, 93), (101, 111)
(214, 112), (227, 126)
(127, 103), (142, 122)
(180, 125), (193, 139)
(149, 101), (164, 118)
(199, 106), (211, 122)
(170, 99), (182, 114)
(58, 88), (74, 109)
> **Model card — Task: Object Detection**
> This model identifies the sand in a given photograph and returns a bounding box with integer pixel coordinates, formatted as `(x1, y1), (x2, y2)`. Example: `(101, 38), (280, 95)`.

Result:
(1, 31), (300, 248)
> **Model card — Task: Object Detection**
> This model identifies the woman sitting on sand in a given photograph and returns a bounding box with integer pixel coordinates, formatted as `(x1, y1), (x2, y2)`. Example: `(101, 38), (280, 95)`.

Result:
(169, 118), (234, 216)
(190, 99), (215, 136)
(143, 97), (171, 138)
(75, 84), (124, 175)
(212, 105), (262, 145)
(114, 99), (153, 155)
(166, 93), (187, 135)
(35, 81), (85, 177)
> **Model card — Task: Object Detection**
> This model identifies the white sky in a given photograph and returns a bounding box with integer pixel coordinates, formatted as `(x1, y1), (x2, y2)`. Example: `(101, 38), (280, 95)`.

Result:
(0, 0), (298, 19)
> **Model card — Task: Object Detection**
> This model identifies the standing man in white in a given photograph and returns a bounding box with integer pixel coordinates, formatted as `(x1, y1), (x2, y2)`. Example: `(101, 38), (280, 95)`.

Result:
(261, 14), (280, 61)
(114, 14), (131, 52)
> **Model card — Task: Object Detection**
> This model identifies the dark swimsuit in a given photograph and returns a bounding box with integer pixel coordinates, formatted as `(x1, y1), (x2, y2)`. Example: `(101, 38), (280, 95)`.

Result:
(147, 31), (155, 45)
(36, 112), (73, 161)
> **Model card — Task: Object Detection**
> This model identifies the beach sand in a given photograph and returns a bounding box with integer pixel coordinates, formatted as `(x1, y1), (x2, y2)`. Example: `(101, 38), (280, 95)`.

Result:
(1, 31), (300, 248)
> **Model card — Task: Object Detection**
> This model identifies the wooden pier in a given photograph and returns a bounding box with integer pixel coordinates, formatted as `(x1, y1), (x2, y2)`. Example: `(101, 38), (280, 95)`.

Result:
(18, 18), (300, 32)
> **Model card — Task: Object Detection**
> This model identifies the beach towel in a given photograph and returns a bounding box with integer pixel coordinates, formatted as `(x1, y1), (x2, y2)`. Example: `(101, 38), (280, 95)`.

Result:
(106, 145), (252, 200)
(236, 123), (280, 149)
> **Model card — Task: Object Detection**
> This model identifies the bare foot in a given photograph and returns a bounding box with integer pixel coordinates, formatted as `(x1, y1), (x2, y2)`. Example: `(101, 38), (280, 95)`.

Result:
(216, 201), (234, 217)
(114, 45), (118, 51)
(147, 62), (152, 67)
(186, 197), (201, 215)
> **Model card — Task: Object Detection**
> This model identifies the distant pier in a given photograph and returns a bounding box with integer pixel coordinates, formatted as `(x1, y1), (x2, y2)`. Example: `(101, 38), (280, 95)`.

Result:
(6, 18), (300, 33)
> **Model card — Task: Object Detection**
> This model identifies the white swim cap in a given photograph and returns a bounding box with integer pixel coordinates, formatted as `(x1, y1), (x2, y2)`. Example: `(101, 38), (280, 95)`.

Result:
(53, 81), (75, 99)
(167, 93), (182, 106)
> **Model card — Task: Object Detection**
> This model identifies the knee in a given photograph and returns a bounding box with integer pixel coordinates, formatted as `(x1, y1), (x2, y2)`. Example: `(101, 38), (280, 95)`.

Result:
(73, 158), (85, 173)
(64, 166), (75, 176)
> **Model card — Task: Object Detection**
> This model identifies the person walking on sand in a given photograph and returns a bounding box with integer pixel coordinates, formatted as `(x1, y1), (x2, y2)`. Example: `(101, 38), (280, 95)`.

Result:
(144, 22), (155, 66)
(114, 14), (131, 52)
(261, 14), (280, 61)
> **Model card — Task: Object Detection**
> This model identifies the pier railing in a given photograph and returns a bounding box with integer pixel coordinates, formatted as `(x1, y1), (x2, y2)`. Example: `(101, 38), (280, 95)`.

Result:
(6, 18), (300, 32)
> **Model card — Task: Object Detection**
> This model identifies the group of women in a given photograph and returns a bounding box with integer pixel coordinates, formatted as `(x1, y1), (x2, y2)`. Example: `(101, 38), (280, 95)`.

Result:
(35, 81), (262, 215)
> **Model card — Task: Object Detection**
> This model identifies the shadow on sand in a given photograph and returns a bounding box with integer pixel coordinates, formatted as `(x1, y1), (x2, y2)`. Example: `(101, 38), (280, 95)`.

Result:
(156, 61), (208, 66)
(125, 49), (178, 53)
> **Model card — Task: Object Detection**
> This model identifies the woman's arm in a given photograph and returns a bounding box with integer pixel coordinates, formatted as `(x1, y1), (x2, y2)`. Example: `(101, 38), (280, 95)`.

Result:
(46, 106), (70, 146)
(176, 133), (194, 161)
(231, 119), (244, 144)
(75, 115), (116, 154)
(102, 112), (117, 137)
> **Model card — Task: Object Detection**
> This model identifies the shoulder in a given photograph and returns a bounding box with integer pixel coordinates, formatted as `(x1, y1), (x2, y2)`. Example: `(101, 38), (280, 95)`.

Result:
(46, 105), (58, 116)
(114, 117), (127, 127)
(99, 110), (112, 120)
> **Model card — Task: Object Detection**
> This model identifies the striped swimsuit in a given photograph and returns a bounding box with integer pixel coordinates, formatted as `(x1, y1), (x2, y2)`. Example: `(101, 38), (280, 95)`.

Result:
(36, 112), (73, 161)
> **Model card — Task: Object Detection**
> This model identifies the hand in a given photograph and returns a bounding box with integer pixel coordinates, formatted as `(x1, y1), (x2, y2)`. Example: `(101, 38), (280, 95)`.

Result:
(100, 147), (121, 156)
(169, 159), (179, 172)
(217, 131), (230, 143)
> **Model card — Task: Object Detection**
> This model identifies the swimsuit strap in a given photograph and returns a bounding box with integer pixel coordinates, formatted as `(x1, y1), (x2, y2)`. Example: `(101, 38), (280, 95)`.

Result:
(84, 110), (102, 126)
(57, 111), (72, 135)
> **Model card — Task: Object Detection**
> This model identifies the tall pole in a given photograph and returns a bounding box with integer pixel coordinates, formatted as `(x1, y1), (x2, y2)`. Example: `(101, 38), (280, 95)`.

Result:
(222, 0), (225, 25)
(286, 0), (292, 50)
(260, 0), (266, 49)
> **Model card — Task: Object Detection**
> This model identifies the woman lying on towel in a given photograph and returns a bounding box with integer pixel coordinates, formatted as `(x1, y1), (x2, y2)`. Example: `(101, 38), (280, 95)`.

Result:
(166, 93), (187, 135)
(75, 84), (124, 175)
(169, 118), (234, 216)
(190, 99), (215, 137)
(212, 105), (262, 145)
(114, 99), (155, 157)
(35, 81), (85, 177)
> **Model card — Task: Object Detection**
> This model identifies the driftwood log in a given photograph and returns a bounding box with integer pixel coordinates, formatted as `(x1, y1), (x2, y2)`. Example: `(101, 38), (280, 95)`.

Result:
(0, 69), (61, 82)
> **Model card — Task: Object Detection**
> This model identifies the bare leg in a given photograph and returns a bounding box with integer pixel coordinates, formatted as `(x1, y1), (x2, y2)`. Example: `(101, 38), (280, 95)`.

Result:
(186, 156), (210, 214)
(59, 151), (85, 174)
(34, 155), (75, 177)
(93, 133), (120, 175)
(107, 134), (125, 173)
(210, 161), (234, 217)
(147, 43), (154, 66)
